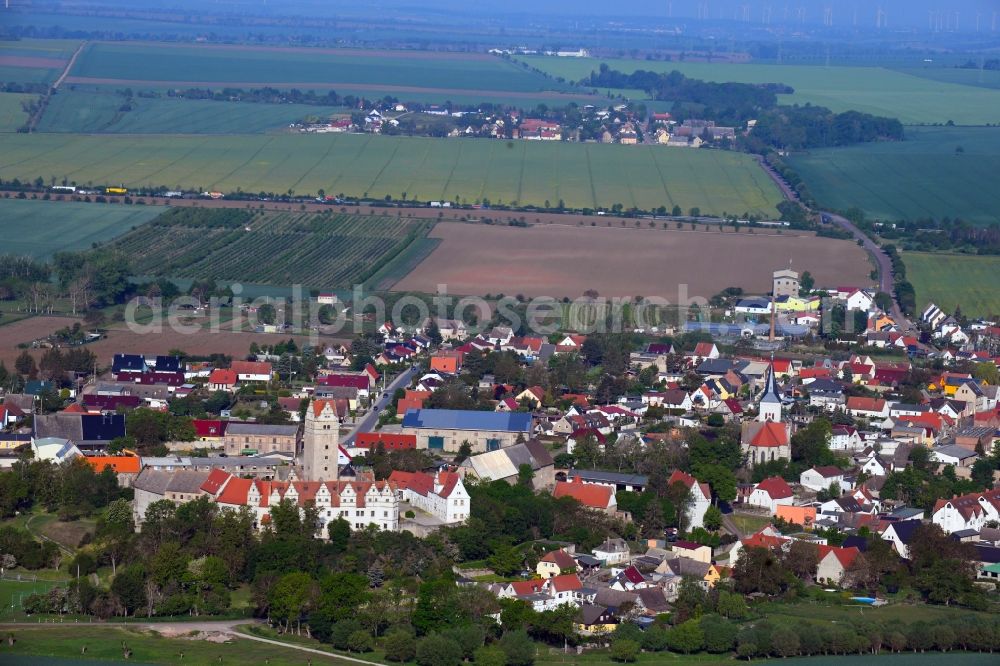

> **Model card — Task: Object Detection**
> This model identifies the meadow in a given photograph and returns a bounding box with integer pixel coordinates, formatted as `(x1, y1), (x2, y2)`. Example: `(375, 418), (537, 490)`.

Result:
(520, 56), (1000, 125)
(0, 198), (163, 259)
(0, 92), (31, 132)
(0, 132), (784, 215)
(904, 252), (1000, 319)
(787, 126), (1000, 225)
(69, 42), (564, 94)
(38, 89), (344, 134)
(109, 209), (433, 288)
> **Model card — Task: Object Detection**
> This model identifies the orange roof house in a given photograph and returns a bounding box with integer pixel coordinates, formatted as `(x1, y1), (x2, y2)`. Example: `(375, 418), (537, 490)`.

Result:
(430, 351), (464, 375)
(554, 477), (616, 513)
(775, 504), (817, 527)
(85, 456), (141, 482)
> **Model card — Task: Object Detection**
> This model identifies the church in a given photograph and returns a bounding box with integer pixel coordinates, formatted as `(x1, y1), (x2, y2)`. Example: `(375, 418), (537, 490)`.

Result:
(740, 362), (792, 465)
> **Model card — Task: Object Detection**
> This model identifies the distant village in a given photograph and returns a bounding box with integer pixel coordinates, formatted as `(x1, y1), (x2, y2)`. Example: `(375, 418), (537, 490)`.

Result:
(294, 101), (739, 149)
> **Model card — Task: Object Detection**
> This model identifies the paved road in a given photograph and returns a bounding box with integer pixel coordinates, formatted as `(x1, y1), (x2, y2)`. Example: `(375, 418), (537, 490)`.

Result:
(340, 365), (419, 447)
(754, 155), (915, 331)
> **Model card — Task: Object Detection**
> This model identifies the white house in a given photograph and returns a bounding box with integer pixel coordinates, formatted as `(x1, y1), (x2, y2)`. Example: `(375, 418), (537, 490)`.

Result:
(667, 470), (711, 530)
(388, 470), (470, 525)
(830, 426), (863, 452)
(593, 538), (631, 566)
(747, 476), (794, 514)
(881, 520), (921, 559)
(931, 488), (1000, 534)
(799, 466), (847, 492)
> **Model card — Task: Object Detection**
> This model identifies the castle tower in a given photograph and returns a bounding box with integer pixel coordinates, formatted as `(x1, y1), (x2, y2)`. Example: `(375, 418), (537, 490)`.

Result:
(757, 361), (783, 423)
(302, 399), (341, 482)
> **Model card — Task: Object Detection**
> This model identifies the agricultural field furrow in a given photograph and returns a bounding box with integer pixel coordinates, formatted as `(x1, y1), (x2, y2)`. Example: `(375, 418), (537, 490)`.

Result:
(104, 208), (430, 289)
(0, 133), (783, 215)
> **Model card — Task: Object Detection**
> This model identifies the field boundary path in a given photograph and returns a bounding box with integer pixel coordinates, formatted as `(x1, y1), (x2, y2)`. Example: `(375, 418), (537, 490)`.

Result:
(25, 514), (74, 558)
(54, 41), (86, 90)
(0, 619), (379, 664)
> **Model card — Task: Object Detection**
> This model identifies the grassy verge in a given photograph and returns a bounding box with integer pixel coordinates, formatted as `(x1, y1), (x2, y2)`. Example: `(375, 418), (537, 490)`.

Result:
(0, 625), (345, 665)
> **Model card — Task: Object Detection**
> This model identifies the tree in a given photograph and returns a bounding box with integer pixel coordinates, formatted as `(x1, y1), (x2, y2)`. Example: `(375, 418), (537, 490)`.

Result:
(700, 615), (737, 653)
(733, 546), (787, 596)
(415, 634), (463, 666)
(110, 564), (146, 617)
(716, 590), (749, 619)
(14, 350), (36, 378)
(96, 498), (134, 575)
(784, 540), (819, 580)
(347, 630), (374, 653)
(703, 505), (723, 532)
(790, 418), (834, 466)
(384, 628), (417, 662)
(799, 271), (814, 294)
(610, 639), (639, 662)
(771, 626), (801, 657)
(667, 619), (705, 654)
(498, 630), (535, 666)
(269, 572), (317, 634)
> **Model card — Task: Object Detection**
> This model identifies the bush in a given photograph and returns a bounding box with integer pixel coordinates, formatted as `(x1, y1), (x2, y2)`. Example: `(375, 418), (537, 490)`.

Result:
(384, 628), (417, 662)
(416, 634), (463, 666)
(498, 630), (535, 666)
(473, 645), (507, 666)
(347, 630), (374, 653)
(700, 615), (737, 653)
(610, 639), (640, 662)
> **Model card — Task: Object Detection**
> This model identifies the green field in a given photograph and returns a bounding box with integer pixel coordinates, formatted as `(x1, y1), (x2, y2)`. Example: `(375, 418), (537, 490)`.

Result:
(904, 252), (1000, 319)
(521, 57), (1000, 125)
(71, 42), (562, 93)
(0, 198), (163, 259)
(0, 133), (783, 214)
(0, 93), (32, 132)
(893, 66), (1000, 91)
(38, 89), (344, 134)
(788, 126), (1000, 226)
(109, 209), (433, 288)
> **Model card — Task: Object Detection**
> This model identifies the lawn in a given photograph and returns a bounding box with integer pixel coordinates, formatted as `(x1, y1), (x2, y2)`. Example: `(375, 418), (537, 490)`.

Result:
(39, 89), (345, 134)
(728, 513), (772, 535)
(0, 578), (65, 618)
(0, 625), (347, 665)
(0, 198), (163, 259)
(904, 252), (1000, 319)
(788, 126), (1000, 226)
(0, 93), (32, 132)
(70, 42), (565, 94)
(520, 57), (1000, 125)
(0, 133), (783, 215)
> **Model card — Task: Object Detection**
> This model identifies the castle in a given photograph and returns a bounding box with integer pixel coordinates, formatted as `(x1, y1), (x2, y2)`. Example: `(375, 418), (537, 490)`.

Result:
(131, 399), (470, 536)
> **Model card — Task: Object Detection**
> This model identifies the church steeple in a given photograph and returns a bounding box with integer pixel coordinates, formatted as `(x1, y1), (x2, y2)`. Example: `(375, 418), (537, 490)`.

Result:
(758, 359), (783, 423)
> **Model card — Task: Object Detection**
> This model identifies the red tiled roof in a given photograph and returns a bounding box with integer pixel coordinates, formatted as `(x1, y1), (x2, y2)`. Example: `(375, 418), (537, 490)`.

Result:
(549, 573), (583, 592)
(354, 432), (417, 450)
(318, 374), (369, 390)
(208, 368), (237, 385)
(667, 470), (711, 500)
(509, 579), (547, 596)
(817, 545), (860, 569)
(62, 403), (89, 414)
(847, 396), (885, 412)
(751, 421), (789, 448)
(200, 468), (231, 495)
(554, 479), (613, 509)
(541, 549), (577, 569)
(231, 361), (272, 376)
(216, 477), (253, 505)
(755, 476), (793, 499)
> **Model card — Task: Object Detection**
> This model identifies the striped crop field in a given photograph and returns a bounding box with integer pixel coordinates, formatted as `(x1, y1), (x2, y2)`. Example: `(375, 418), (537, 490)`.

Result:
(108, 207), (434, 288)
(0, 132), (783, 216)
